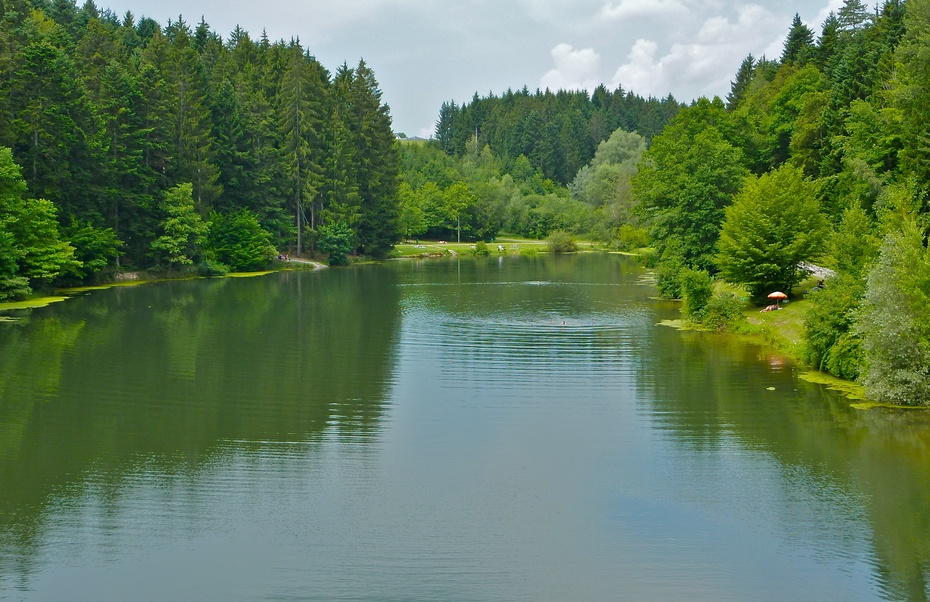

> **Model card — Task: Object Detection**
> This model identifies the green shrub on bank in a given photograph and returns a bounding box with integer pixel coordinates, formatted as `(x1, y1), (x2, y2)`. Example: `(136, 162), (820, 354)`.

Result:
(700, 293), (745, 331)
(616, 224), (649, 251)
(654, 254), (684, 299)
(803, 275), (865, 380)
(207, 210), (274, 272)
(856, 221), (930, 406)
(198, 259), (229, 277)
(317, 221), (355, 266)
(680, 268), (713, 320)
(547, 230), (578, 253)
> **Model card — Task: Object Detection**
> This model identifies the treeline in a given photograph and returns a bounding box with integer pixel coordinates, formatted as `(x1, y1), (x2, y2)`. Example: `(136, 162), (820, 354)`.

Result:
(398, 125), (646, 245)
(434, 86), (680, 184)
(404, 0), (930, 405)
(0, 0), (398, 298)
(632, 0), (930, 406)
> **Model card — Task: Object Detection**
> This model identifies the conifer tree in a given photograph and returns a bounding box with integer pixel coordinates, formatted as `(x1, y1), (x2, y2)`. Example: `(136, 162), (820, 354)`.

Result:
(278, 42), (325, 254)
(348, 60), (399, 258)
(727, 55), (755, 111)
(781, 14), (815, 66)
(321, 67), (360, 228)
(164, 18), (220, 210)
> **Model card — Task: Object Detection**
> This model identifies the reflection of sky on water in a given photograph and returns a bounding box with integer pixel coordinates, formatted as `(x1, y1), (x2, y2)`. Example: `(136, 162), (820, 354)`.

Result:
(1, 255), (928, 601)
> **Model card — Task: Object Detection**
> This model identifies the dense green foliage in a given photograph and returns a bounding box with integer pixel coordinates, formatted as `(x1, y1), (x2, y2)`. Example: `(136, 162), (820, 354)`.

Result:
(398, 140), (597, 242)
(0, 147), (78, 298)
(679, 268), (713, 320)
(856, 221), (930, 405)
(0, 1), (399, 286)
(716, 165), (828, 301)
(207, 209), (274, 272)
(803, 274), (866, 380)
(435, 87), (680, 185)
(316, 221), (355, 266)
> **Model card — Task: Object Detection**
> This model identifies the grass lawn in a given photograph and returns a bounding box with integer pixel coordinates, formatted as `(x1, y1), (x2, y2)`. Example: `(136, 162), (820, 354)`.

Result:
(391, 236), (598, 258)
(736, 276), (821, 356)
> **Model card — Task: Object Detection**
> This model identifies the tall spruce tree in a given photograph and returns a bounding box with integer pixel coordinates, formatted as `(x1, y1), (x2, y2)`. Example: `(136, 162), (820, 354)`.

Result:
(277, 41), (325, 254)
(348, 60), (399, 258)
(726, 54), (755, 111)
(781, 14), (815, 66)
(164, 18), (220, 210)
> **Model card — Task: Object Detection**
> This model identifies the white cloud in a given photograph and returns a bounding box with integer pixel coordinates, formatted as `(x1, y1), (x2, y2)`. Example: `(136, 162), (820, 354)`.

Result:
(813, 0), (845, 28)
(520, 0), (598, 23)
(609, 4), (784, 100)
(600, 0), (688, 21)
(698, 4), (771, 42)
(610, 39), (663, 96)
(541, 43), (602, 92)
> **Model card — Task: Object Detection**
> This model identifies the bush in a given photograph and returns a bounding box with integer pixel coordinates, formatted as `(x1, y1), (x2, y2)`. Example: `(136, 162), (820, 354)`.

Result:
(207, 210), (274, 272)
(802, 275), (865, 380)
(547, 230), (578, 253)
(616, 224), (649, 251)
(197, 258), (229, 277)
(473, 240), (489, 256)
(317, 221), (355, 266)
(680, 268), (713, 320)
(654, 254), (684, 299)
(701, 293), (744, 331)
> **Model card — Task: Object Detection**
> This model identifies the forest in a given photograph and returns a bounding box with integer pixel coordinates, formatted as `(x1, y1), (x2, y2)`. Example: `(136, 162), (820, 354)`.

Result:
(1, 0), (929, 405)
(400, 0), (930, 406)
(0, 0), (398, 288)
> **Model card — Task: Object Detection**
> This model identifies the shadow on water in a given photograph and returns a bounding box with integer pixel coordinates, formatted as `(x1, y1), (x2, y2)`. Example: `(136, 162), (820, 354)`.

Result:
(0, 266), (402, 583)
(636, 323), (930, 601)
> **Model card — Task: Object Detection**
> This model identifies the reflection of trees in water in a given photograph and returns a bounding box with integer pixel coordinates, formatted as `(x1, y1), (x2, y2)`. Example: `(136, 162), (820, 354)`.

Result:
(0, 268), (401, 582)
(636, 325), (930, 601)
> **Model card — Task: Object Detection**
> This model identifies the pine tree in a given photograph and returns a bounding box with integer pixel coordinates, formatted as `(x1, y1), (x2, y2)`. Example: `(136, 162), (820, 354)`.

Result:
(164, 18), (220, 210)
(210, 77), (255, 213)
(727, 55), (755, 110)
(347, 60), (399, 258)
(837, 0), (871, 32)
(435, 101), (458, 155)
(277, 41), (325, 254)
(321, 66), (360, 228)
(781, 14), (815, 66)
(97, 61), (153, 264)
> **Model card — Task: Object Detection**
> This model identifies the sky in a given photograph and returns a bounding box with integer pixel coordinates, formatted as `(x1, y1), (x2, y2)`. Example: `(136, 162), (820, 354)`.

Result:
(97, 0), (847, 138)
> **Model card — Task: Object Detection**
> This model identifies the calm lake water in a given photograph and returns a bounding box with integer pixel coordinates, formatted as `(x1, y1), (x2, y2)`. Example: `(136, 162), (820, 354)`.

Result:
(1, 254), (929, 601)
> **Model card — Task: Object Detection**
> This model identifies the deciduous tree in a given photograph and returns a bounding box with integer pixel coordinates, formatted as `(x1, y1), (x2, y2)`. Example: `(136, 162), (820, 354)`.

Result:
(150, 182), (208, 271)
(716, 165), (828, 300)
(856, 220), (930, 406)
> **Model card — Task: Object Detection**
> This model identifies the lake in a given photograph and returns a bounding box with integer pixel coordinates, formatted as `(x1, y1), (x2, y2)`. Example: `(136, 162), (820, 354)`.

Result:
(1, 253), (929, 601)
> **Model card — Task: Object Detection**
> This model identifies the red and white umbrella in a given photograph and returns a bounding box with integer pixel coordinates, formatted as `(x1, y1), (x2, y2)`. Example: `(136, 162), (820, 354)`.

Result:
(767, 291), (787, 301)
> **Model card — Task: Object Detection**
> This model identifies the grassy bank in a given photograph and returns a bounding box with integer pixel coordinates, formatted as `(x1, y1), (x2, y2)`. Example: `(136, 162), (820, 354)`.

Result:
(391, 236), (599, 258)
(0, 263), (318, 314)
(713, 279), (875, 405)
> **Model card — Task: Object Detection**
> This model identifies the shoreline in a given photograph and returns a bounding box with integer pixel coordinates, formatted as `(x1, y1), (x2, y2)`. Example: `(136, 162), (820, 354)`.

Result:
(0, 260), (326, 313)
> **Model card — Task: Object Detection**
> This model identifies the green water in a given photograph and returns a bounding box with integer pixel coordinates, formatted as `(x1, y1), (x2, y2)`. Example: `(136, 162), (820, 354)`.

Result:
(1, 254), (929, 601)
